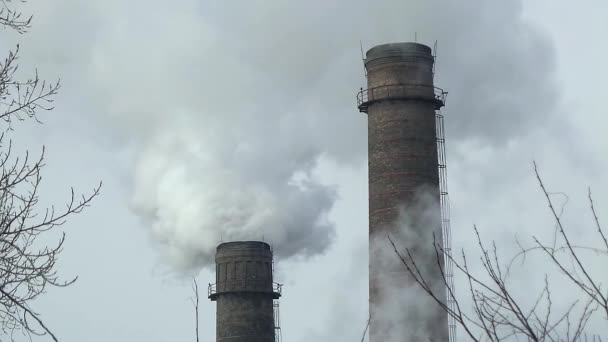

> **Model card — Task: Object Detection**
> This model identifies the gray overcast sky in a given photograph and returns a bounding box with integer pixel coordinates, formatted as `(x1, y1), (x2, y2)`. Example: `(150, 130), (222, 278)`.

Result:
(1, 0), (606, 341)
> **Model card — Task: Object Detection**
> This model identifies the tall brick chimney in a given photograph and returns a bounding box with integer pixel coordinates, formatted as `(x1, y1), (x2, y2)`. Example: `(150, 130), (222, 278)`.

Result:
(357, 42), (449, 341)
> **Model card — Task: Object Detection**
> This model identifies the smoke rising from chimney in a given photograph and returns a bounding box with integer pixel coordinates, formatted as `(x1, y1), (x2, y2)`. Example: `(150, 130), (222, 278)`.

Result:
(126, 114), (337, 270)
(10, 0), (557, 271)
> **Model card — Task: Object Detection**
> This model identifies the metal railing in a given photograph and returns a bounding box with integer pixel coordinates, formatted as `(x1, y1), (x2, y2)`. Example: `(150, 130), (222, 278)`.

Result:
(356, 84), (447, 112)
(208, 281), (283, 297)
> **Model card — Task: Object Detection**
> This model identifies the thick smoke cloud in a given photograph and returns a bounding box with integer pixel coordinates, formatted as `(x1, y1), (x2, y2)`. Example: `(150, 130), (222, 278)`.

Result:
(3, 0), (557, 271)
(195, 0), (558, 144)
(127, 123), (337, 269)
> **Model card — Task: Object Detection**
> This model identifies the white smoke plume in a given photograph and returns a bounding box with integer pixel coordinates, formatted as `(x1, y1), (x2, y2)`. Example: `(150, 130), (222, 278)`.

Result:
(105, 0), (555, 272)
(127, 123), (337, 270)
(2, 0), (558, 273)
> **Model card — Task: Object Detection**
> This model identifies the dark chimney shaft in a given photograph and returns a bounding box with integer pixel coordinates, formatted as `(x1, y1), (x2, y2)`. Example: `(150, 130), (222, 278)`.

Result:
(209, 241), (281, 342)
(357, 42), (449, 342)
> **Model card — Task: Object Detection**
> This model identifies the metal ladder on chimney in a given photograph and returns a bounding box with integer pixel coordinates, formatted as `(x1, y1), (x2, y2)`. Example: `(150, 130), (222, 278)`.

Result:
(436, 110), (457, 342)
(273, 300), (282, 342)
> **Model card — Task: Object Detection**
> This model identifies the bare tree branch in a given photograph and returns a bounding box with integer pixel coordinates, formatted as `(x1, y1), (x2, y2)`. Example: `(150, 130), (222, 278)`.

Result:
(0, 1), (32, 34)
(389, 162), (606, 341)
(360, 313), (370, 342)
(0, 1), (102, 340)
(192, 278), (200, 342)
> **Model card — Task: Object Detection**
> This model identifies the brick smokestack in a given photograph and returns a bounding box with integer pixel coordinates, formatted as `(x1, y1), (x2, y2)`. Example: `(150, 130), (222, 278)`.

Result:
(357, 42), (449, 341)
(209, 241), (281, 342)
